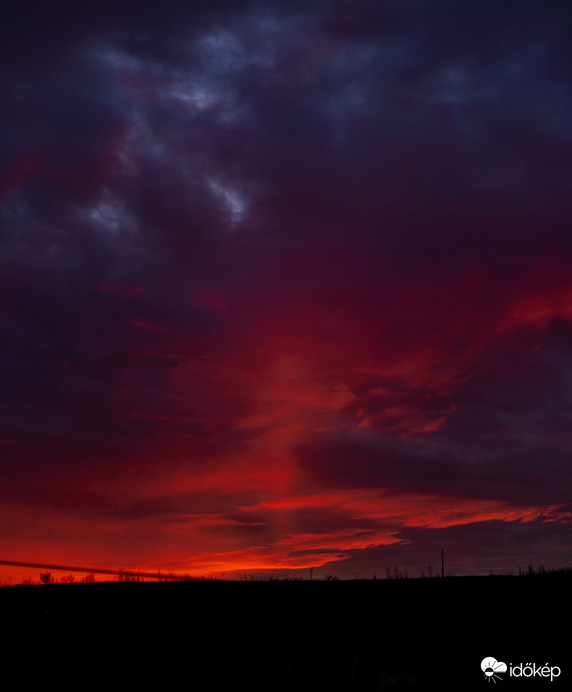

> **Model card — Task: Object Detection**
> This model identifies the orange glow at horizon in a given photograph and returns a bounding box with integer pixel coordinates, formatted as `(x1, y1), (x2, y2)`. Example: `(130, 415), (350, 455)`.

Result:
(4, 266), (572, 584)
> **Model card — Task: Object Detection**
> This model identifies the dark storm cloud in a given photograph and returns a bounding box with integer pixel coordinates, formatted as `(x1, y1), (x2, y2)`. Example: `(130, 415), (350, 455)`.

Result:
(297, 317), (572, 506)
(2, 0), (572, 576)
(2, 0), (571, 420)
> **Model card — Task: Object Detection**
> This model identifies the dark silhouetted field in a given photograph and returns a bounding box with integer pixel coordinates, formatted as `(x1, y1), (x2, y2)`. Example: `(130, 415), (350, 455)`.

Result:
(1, 574), (568, 691)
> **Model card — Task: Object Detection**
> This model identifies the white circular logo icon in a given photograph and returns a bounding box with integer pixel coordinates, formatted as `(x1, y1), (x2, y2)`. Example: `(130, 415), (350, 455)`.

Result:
(481, 657), (507, 683)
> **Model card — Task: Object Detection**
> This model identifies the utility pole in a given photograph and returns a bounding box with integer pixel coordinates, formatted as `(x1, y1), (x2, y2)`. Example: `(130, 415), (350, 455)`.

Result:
(441, 549), (444, 578)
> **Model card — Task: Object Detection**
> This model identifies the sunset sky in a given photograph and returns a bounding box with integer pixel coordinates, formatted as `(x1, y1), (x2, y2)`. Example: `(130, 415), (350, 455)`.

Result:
(2, 0), (572, 583)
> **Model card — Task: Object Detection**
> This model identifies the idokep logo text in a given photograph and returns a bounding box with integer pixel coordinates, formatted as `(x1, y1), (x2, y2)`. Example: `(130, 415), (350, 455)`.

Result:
(481, 657), (561, 683)
(509, 662), (561, 682)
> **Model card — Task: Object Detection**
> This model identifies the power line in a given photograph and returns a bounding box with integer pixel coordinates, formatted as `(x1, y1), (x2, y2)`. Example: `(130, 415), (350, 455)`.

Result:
(0, 559), (191, 581)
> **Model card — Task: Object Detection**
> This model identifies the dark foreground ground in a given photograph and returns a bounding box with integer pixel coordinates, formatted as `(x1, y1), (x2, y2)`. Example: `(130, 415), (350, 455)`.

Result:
(0, 575), (569, 691)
